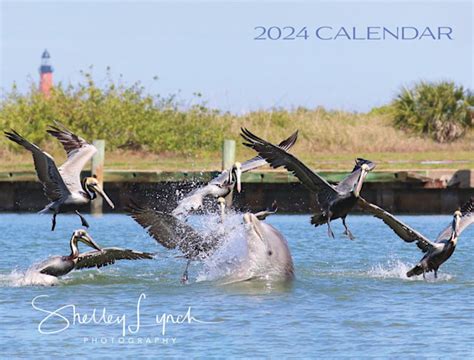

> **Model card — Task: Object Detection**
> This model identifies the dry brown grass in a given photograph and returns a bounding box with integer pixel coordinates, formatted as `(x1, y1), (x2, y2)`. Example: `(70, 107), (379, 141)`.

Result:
(1, 110), (473, 172)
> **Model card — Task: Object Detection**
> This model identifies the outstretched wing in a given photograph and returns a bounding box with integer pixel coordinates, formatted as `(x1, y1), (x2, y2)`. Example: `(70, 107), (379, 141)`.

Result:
(4, 130), (70, 202)
(241, 128), (338, 205)
(211, 130), (299, 186)
(435, 197), (474, 242)
(126, 201), (220, 259)
(75, 248), (153, 270)
(47, 122), (97, 192)
(357, 197), (434, 252)
(240, 130), (299, 173)
(172, 183), (219, 217)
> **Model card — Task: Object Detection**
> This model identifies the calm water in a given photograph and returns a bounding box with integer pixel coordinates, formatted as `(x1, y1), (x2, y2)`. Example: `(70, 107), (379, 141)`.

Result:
(1, 213), (473, 358)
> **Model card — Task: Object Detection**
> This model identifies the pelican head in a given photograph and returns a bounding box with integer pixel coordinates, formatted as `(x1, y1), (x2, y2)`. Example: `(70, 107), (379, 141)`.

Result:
(353, 159), (375, 197)
(70, 229), (102, 258)
(217, 197), (226, 221)
(354, 158), (376, 172)
(231, 162), (242, 193)
(451, 208), (462, 239)
(84, 176), (115, 209)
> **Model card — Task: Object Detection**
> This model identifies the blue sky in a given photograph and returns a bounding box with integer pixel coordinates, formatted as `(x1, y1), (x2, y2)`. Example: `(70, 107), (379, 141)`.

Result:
(1, 1), (472, 113)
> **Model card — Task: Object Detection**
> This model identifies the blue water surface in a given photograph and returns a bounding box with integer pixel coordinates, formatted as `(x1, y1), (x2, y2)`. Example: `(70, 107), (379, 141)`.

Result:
(1, 213), (473, 358)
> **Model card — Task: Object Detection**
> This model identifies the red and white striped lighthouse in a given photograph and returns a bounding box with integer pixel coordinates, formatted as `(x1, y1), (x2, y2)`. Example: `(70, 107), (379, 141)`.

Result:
(39, 49), (53, 96)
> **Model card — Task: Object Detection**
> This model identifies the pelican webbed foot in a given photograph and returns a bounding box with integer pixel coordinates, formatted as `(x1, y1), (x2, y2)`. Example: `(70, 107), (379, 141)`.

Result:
(343, 229), (355, 240)
(75, 210), (90, 228)
(342, 217), (355, 240)
(434, 270), (438, 279)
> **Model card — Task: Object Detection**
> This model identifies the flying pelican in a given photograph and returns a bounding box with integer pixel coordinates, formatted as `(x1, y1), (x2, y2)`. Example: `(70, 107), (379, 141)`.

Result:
(241, 128), (375, 239)
(358, 197), (474, 279)
(35, 229), (153, 277)
(172, 130), (298, 217)
(127, 200), (222, 282)
(4, 123), (115, 230)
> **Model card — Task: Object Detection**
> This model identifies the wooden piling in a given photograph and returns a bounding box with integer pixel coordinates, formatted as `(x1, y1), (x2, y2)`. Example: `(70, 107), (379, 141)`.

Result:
(222, 139), (236, 170)
(91, 140), (105, 216)
(222, 139), (236, 206)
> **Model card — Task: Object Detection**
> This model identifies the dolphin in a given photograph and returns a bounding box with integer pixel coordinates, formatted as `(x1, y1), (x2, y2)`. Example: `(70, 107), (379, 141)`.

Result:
(235, 213), (294, 282)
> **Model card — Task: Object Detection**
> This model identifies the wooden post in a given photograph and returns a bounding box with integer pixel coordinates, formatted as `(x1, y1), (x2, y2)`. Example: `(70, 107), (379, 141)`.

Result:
(91, 140), (105, 216)
(222, 139), (236, 170)
(222, 139), (236, 207)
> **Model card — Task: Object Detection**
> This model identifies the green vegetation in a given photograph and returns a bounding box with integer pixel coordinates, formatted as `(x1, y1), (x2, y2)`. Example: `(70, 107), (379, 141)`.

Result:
(1, 72), (473, 171)
(0, 71), (227, 156)
(393, 81), (473, 143)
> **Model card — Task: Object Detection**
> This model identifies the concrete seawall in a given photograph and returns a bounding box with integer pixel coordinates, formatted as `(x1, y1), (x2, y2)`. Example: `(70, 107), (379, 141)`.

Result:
(1, 169), (473, 214)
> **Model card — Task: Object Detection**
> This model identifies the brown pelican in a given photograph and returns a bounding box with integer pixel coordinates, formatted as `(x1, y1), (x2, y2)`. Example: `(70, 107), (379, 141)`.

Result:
(172, 130), (298, 217)
(358, 197), (474, 279)
(35, 229), (153, 277)
(4, 123), (115, 230)
(127, 200), (222, 282)
(241, 128), (375, 240)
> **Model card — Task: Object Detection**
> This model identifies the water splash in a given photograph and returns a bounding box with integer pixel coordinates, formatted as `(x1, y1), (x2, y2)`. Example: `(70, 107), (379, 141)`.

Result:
(194, 210), (291, 284)
(0, 268), (59, 287)
(368, 259), (452, 281)
(195, 212), (251, 282)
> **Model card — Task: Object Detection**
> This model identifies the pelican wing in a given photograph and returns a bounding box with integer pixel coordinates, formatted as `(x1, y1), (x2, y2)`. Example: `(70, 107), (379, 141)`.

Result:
(357, 197), (434, 252)
(172, 186), (212, 217)
(240, 130), (299, 173)
(209, 169), (230, 186)
(126, 201), (220, 259)
(435, 197), (474, 242)
(4, 130), (70, 202)
(75, 248), (153, 270)
(47, 123), (97, 192)
(241, 128), (338, 203)
(210, 130), (299, 186)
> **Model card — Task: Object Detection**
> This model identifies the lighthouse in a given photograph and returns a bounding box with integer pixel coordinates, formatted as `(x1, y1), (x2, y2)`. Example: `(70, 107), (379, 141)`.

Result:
(39, 49), (53, 96)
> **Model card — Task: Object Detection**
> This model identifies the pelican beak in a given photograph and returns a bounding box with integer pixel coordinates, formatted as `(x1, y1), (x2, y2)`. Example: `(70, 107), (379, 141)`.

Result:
(78, 232), (102, 251)
(234, 163), (242, 193)
(354, 164), (370, 198)
(452, 210), (462, 238)
(91, 184), (115, 209)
